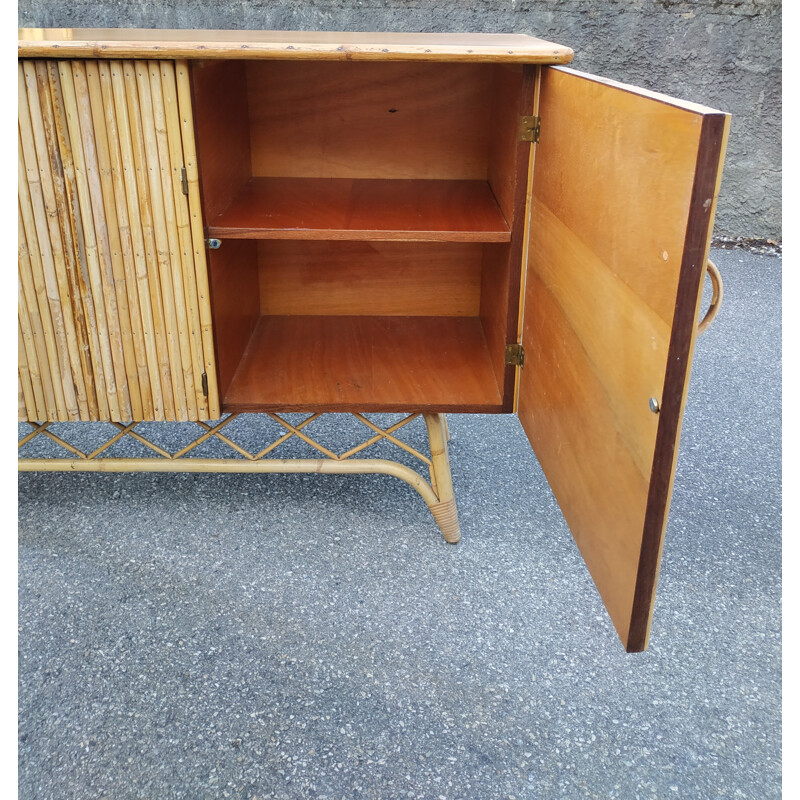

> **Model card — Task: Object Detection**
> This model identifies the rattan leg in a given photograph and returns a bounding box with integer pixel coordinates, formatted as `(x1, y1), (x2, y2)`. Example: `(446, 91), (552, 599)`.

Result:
(423, 413), (461, 543)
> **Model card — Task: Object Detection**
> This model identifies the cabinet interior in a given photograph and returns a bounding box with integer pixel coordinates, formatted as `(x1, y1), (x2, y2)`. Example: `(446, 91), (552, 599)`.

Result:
(191, 59), (530, 411)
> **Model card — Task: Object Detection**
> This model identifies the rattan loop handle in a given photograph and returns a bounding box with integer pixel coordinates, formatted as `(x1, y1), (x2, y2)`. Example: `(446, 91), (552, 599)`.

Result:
(697, 259), (723, 335)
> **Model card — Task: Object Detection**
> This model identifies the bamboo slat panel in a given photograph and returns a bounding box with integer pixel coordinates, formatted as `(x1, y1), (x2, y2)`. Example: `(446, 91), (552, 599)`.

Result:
(18, 58), (217, 422)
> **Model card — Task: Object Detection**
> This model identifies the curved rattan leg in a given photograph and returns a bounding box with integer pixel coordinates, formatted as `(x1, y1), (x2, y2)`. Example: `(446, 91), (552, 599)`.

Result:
(423, 413), (461, 543)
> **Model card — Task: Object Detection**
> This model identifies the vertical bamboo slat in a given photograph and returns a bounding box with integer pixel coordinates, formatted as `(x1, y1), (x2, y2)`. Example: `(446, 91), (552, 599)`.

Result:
(96, 60), (154, 418)
(18, 135), (66, 421)
(83, 60), (141, 419)
(65, 61), (130, 421)
(18, 366), (31, 422)
(18, 265), (48, 421)
(29, 61), (92, 421)
(134, 60), (189, 421)
(108, 62), (165, 419)
(19, 57), (215, 422)
(161, 61), (207, 418)
(43, 61), (100, 420)
(147, 60), (197, 420)
(175, 60), (220, 418)
(18, 68), (72, 421)
(121, 60), (176, 421)
(47, 61), (106, 420)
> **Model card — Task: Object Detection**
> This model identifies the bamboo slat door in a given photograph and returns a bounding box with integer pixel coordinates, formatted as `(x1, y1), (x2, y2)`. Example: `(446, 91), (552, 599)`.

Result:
(18, 58), (219, 422)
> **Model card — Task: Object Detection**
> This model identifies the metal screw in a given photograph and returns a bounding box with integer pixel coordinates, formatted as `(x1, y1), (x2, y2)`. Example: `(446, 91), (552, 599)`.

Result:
(649, 397), (660, 414)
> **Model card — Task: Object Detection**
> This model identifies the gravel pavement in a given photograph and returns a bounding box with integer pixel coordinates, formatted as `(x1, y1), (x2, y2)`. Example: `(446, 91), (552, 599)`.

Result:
(18, 247), (781, 799)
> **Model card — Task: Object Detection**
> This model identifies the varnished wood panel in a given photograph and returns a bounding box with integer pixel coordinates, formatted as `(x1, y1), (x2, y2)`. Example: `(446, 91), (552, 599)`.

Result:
(479, 243), (512, 400)
(518, 67), (729, 651)
(19, 29), (575, 64)
(487, 65), (525, 224)
(224, 316), (503, 413)
(18, 58), (217, 422)
(206, 239), (260, 402)
(246, 61), (494, 181)
(209, 178), (510, 242)
(190, 59), (251, 223)
(258, 241), (482, 317)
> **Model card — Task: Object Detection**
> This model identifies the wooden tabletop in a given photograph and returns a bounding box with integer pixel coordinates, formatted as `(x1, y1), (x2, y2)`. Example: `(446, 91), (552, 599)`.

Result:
(18, 28), (574, 63)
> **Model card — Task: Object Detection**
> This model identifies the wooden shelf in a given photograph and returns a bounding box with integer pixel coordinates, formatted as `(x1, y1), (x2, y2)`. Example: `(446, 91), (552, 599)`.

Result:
(223, 315), (504, 412)
(207, 178), (511, 242)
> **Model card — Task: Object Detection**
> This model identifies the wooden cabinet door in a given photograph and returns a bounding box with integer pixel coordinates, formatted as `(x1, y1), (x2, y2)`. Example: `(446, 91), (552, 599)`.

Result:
(18, 59), (219, 423)
(518, 66), (729, 651)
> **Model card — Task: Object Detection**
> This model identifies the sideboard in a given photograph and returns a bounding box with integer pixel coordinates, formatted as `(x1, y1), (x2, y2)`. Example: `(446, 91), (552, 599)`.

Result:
(18, 28), (729, 651)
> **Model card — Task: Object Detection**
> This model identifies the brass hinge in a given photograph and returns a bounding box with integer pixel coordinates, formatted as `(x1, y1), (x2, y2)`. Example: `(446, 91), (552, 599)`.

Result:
(505, 343), (525, 367)
(201, 372), (209, 398)
(519, 115), (541, 143)
(180, 166), (189, 195)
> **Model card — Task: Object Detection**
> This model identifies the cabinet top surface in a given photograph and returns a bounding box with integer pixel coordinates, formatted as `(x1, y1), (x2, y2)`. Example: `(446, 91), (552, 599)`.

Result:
(18, 27), (574, 63)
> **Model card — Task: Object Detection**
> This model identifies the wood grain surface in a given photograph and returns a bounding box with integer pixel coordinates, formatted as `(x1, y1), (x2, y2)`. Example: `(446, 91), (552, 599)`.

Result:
(257, 241), (483, 317)
(223, 316), (503, 412)
(207, 178), (510, 242)
(246, 61), (493, 181)
(518, 66), (729, 651)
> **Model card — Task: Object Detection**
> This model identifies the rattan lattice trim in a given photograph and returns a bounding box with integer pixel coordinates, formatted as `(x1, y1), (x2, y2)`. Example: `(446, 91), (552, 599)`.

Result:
(18, 412), (432, 467)
(18, 412), (460, 542)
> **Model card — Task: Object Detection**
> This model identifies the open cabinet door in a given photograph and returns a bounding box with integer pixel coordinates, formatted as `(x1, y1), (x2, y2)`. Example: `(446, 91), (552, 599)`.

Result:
(518, 67), (729, 651)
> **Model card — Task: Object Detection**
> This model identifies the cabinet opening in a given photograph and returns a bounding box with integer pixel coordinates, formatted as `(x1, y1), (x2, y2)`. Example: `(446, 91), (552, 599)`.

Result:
(191, 59), (531, 412)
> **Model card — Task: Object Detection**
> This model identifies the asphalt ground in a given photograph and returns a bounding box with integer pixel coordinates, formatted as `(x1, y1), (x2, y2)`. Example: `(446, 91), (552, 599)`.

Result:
(18, 247), (781, 799)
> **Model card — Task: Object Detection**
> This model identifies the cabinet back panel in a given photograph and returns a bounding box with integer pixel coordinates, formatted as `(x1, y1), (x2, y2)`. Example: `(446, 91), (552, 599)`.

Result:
(246, 61), (494, 180)
(258, 241), (482, 317)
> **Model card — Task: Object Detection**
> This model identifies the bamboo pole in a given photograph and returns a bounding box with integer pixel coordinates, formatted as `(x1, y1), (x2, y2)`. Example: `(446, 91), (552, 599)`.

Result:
(44, 60), (100, 420)
(96, 59), (155, 418)
(122, 59), (175, 421)
(147, 60), (197, 420)
(18, 138), (64, 419)
(424, 413), (461, 543)
(21, 62), (80, 420)
(161, 60), (207, 418)
(29, 61), (92, 420)
(18, 213), (52, 421)
(175, 60), (220, 418)
(134, 59), (188, 420)
(18, 369), (30, 422)
(18, 65), (71, 421)
(47, 60), (106, 420)
(108, 61), (165, 420)
(18, 295), (42, 420)
(84, 60), (142, 420)
(61, 61), (124, 421)
(17, 457), (441, 507)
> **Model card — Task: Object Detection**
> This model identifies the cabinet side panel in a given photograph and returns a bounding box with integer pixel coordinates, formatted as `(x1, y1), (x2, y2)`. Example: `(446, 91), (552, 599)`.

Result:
(207, 240), (260, 403)
(190, 60), (251, 221)
(519, 67), (728, 650)
(482, 65), (537, 410)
